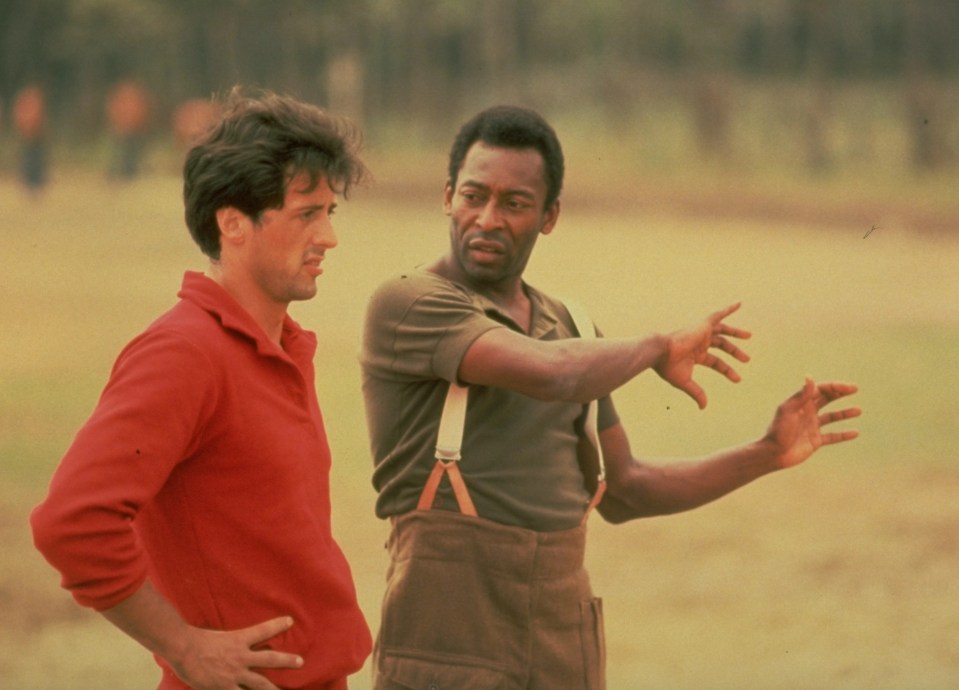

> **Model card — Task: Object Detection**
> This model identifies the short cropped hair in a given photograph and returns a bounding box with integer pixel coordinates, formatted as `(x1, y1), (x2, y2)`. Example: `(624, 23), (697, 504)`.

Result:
(183, 87), (367, 260)
(447, 105), (564, 209)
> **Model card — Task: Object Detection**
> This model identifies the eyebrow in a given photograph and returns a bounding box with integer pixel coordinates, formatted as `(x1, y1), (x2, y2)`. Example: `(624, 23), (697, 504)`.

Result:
(459, 180), (536, 200)
(293, 200), (336, 211)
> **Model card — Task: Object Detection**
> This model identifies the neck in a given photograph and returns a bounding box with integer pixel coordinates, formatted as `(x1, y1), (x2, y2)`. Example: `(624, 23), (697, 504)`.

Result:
(427, 255), (531, 332)
(208, 262), (287, 345)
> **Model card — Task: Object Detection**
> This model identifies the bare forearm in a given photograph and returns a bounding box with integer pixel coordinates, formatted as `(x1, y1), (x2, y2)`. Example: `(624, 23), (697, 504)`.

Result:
(461, 302), (749, 406)
(603, 438), (780, 522)
(100, 580), (193, 665)
(596, 379), (860, 524)
(541, 334), (669, 402)
(101, 580), (301, 688)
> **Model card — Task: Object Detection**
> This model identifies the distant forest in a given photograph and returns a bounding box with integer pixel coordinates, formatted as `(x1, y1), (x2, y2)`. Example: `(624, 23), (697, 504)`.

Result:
(3, 0), (958, 170)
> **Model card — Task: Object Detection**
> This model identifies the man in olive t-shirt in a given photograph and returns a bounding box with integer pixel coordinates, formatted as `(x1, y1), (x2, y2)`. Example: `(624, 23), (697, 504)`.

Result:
(360, 105), (860, 690)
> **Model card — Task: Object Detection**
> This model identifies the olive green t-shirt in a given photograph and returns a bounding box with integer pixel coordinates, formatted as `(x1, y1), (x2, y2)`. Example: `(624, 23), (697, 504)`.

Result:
(360, 268), (618, 532)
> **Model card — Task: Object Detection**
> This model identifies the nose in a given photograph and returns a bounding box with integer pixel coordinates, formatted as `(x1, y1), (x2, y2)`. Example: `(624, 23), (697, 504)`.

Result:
(475, 199), (502, 230)
(313, 216), (337, 249)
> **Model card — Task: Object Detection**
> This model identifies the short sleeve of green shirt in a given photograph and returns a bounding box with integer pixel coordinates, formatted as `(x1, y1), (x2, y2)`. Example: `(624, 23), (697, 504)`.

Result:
(362, 269), (507, 384)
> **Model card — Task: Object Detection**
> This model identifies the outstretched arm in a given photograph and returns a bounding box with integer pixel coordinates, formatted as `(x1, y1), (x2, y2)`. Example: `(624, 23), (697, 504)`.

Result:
(596, 378), (861, 523)
(101, 581), (303, 690)
(459, 303), (750, 405)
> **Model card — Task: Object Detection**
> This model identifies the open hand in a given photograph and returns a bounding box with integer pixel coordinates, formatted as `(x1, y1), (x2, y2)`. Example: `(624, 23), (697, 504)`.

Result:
(655, 303), (751, 409)
(764, 378), (861, 469)
(170, 616), (302, 690)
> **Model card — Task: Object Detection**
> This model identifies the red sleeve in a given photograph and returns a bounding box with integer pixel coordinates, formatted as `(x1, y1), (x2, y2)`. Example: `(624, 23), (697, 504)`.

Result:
(30, 328), (218, 610)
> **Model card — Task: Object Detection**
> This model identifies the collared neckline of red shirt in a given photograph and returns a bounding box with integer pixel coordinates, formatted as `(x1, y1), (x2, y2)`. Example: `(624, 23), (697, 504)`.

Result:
(178, 269), (317, 365)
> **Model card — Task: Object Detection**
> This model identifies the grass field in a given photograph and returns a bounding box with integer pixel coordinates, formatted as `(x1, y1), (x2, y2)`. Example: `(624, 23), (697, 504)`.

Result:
(1, 158), (957, 689)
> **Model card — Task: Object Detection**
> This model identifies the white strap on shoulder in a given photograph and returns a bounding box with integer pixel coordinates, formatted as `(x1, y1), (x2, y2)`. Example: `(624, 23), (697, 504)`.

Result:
(435, 382), (469, 461)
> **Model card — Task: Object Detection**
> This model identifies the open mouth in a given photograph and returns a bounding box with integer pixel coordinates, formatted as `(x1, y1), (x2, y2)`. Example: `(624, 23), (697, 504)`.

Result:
(467, 238), (505, 256)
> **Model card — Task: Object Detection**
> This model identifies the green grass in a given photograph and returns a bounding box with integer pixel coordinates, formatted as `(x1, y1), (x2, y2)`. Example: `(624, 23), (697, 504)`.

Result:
(1, 164), (957, 688)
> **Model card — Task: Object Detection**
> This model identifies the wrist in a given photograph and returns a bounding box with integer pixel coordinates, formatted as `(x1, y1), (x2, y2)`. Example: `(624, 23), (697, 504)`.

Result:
(649, 332), (670, 373)
(159, 624), (195, 671)
(752, 435), (785, 471)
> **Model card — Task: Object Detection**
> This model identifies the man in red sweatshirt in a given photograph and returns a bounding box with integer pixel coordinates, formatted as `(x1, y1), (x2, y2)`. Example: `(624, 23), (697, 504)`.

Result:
(31, 88), (372, 690)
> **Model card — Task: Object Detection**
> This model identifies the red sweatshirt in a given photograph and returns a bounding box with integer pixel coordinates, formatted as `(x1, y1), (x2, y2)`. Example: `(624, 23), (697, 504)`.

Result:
(31, 271), (371, 689)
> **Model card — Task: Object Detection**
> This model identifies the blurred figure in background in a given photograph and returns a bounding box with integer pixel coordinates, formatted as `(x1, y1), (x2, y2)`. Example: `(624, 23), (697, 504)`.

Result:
(173, 98), (222, 150)
(31, 88), (372, 690)
(106, 79), (152, 180)
(12, 84), (49, 194)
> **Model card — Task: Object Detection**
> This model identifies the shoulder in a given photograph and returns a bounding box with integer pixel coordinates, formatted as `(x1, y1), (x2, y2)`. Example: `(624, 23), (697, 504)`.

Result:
(370, 268), (468, 301)
(100, 309), (227, 426)
(366, 269), (478, 321)
(114, 301), (219, 378)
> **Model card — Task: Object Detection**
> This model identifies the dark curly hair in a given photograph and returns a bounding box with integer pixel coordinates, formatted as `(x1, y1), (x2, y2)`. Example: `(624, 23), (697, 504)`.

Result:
(447, 105), (564, 210)
(183, 87), (367, 260)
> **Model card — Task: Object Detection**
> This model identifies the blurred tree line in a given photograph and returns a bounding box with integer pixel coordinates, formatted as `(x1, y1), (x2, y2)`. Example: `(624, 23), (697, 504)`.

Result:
(2, 0), (958, 172)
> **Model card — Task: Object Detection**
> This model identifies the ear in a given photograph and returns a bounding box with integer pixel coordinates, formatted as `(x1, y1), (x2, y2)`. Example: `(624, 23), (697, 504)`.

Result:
(215, 207), (249, 248)
(540, 199), (560, 236)
(442, 181), (454, 216)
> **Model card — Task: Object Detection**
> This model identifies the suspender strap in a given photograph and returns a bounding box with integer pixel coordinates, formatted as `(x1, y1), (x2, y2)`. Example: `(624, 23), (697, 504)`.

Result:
(416, 383), (477, 516)
(563, 300), (608, 525)
(583, 481), (607, 524)
(435, 382), (469, 462)
(416, 458), (477, 516)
